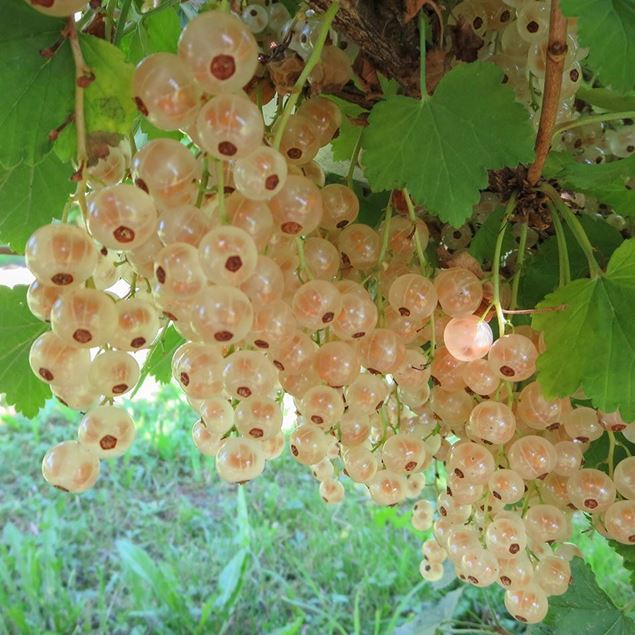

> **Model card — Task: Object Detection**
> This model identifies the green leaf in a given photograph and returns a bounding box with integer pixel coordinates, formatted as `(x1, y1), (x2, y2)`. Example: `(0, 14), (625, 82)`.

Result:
(138, 118), (182, 142)
(561, 0), (635, 94)
(583, 432), (635, 473)
(545, 153), (635, 217)
(519, 215), (623, 308)
(362, 61), (534, 227)
(331, 119), (362, 163)
(537, 559), (635, 634)
(532, 239), (635, 421)
(0, 285), (50, 417)
(120, 6), (181, 64)
(0, 0), (75, 167)
(0, 153), (74, 253)
(57, 35), (136, 159)
(610, 541), (635, 587)
(576, 85), (635, 112)
(468, 206), (514, 266)
(144, 325), (185, 385)
(325, 174), (390, 228)
(394, 588), (463, 635)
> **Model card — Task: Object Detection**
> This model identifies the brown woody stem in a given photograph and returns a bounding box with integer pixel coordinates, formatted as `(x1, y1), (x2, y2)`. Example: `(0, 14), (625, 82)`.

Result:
(527, 0), (568, 185)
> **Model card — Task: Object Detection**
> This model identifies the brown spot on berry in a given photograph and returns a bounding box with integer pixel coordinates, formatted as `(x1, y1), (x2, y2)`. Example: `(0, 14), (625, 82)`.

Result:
(509, 543), (520, 554)
(39, 368), (54, 381)
(210, 54), (236, 80)
(265, 174), (279, 191)
(454, 468), (464, 478)
(218, 141), (237, 156)
(100, 434), (117, 450)
(214, 330), (233, 342)
(254, 339), (269, 349)
(163, 311), (178, 321)
(131, 337), (146, 348)
(100, 246), (108, 256)
(156, 266), (166, 284)
(547, 422), (560, 430)
(405, 461), (417, 472)
(493, 491), (502, 500)
(500, 9), (511, 22)
(500, 576), (511, 586)
(527, 21), (539, 33)
(114, 226), (135, 243)
(375, 400), (384, 410)
(629, 535), (635, 543)
(54, 484), (70, 492)
(281, 221), (302, 235)
(134, 96), (149, 116)
(467, 575), (479, 584)
(570, 68), (580, 82)
(225, 255), (243, 272)
(499, 365), (515, 377)
(112, 383), (128, 395)
(399, 307), (410, 316)
(576, 436), (589, 443)
(290, 444), (298, 456)
(440, 506), (447, 517)
(336, 220), (349, 229)
(237, 386), (251, 398)
(51, 272), (73, 285)
(249, 427), (264, 438)
(273, 360), (284, 371)
(473, 17), (483, 30)
(135, 178), (149, 193)
(73, 329), (92, 344)
(352, 331), (365, 338)
(311, 415), (324, 424)
(287, 148), (302, 160)
(515, 615), (527, 623)
(322, 312), (334, 324)
(584, 498), (598, 509)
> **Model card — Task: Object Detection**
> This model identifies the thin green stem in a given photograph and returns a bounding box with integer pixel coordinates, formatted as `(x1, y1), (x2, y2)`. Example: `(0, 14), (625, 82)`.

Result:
(220, 0), (230, 12)
(114, 0), (133, 45)
(104, 0), (117, 41)
(510, 221), (528, 311)
(377, 205), (393, 265)
(196, 159), (209, 208)
(550, 202), (571, 287)
(542, 183), (601, 277)
(553, 110), (635, 138)
(272, 2), (339, 150)
(402, 189), (428, 275)
(607, 431), (616, 479)
(295, 236), (314, 281)
(493, 195), (516, 337)
(418, 11), (428, 101)
(346, 128), (363, 189)
(216, 160), (227, 224)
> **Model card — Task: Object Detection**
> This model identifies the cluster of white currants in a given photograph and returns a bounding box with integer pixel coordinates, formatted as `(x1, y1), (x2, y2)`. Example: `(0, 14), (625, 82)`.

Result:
(20, 1), (635, 626)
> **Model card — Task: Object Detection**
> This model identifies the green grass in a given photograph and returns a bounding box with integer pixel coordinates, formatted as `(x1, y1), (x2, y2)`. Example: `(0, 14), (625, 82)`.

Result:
(0, 384), (630, 635)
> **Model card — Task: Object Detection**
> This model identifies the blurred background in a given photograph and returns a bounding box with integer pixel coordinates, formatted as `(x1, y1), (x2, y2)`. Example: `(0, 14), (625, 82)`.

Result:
(0, 255), (633, 635)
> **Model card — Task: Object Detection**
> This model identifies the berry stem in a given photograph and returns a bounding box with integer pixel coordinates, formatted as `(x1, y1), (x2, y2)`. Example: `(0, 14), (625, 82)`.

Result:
(549, 202), (571, 287)
(295, 236), (314, 281)
(113, 0), (133, 45)
(346, 127), (363, 190)
(607, 431), (616, 479)
(67, 17), (90, 221)
(272, 2), (340, 151)
(418, 11), (428, 102)
(196, 159), (210, 208)
(552, 110), (635, 138)
(492, 194), (516, 337)
(510, 221), (528, 311)
(542, 183), (601, 278)
(104, 0), (117, 42)
(377, 204), (393, 266)
(402, 189), (428, 275)
(527, 0), (568, 185)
